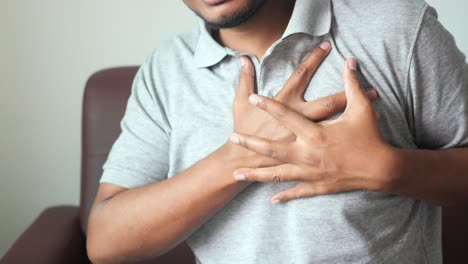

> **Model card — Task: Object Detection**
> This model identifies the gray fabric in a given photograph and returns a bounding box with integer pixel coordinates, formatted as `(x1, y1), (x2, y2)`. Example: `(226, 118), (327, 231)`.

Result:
(100, 0), (468, 263)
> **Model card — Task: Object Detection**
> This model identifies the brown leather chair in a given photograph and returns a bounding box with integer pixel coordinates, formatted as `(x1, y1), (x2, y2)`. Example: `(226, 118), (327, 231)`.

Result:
(0, 67), (195, 264)
(1, 67), (467, 264)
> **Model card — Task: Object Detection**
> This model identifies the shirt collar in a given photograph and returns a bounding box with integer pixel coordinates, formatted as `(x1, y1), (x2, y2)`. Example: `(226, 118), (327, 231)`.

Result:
(193, 21), (230, 69)
(282, 0), (332, 39)
(193, 0), (332, 68)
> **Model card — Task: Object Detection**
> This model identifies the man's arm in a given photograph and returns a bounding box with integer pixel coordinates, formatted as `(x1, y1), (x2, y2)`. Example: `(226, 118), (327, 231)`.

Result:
(385, 148), (468, 207)
(87, 43), (347, 263)
(390, 6), (468, 207)
(87, 142), (251, 263)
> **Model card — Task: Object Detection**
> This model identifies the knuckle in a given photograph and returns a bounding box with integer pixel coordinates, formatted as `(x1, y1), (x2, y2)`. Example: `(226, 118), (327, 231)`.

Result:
(295, 188), (305, 199)
(240, 63), (254, 77)
(242, 137), (251, 149)
(322, 96), (338, 111)
(264, 145), (277, 159)
(315, 185), (328, 195)
(244, 172), (253, 181)
(281, 193), (292, 201)
(243, 174), (249, 181)
(294, 66), (309, 79)
(271, 168), (284, 183)
(307, 51), (325, 65)
(274, 106), (289, 121)
(303, 152), (322, 168)
(306, 130), (327, 144)
(309, 51), (323, 61)
(258, 99), (271, 110)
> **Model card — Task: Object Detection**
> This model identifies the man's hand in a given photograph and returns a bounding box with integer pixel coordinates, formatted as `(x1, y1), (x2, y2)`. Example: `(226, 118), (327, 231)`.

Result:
(229, 57), (393, 203)
(227, 43), (378, 170)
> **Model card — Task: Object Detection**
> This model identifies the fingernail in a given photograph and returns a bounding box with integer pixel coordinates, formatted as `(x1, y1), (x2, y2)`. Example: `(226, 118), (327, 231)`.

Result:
(271, 199), (280, 205)
(240, 56), (248, 69)
(319, 41), (331, 51)
(230, 133), (240, 144)
(347, 57), (357, 71)
(249, 94), (262, 105)
(366, 89), (378, 99)
(234, 173), (246, 181)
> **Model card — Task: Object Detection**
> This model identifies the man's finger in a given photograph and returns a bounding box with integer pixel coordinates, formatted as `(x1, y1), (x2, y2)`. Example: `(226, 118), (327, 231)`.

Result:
(300, 88), (379, 120)
(232, 164), (301, 183)
(235, 56), (255, 103)
(300, 91), (347, 120)
(229, 133), (291, 162)
(343, 57), (371, 110)
(249, 94), (319, 136)
(275, 41), (332, 101)
(271, 182), (331, 204)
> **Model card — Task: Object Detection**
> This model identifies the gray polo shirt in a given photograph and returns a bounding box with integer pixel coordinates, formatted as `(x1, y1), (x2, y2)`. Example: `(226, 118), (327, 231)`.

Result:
(100, 0), (468, 263)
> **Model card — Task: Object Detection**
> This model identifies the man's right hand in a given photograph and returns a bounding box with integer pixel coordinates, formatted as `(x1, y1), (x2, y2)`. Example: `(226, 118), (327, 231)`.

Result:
(227, 41), (378, 169)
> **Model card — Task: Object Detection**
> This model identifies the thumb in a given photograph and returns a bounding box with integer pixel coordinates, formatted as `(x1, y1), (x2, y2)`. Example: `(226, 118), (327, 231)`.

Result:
(235, 56), (255, 102)
(343, 57), (371, 112)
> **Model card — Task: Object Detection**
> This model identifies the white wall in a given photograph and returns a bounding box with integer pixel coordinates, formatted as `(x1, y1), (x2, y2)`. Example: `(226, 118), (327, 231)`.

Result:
(0, 0), (466, 257)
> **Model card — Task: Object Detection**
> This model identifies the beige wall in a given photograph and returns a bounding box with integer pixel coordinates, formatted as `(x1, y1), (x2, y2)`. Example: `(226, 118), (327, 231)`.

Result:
(0, 0), (197, 256)
(0, 0), (466, 257)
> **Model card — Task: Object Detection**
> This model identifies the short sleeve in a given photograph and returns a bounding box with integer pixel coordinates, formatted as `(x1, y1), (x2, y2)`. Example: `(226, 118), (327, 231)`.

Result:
(406, 6), (468, 149)
(100, 53), (171, 188)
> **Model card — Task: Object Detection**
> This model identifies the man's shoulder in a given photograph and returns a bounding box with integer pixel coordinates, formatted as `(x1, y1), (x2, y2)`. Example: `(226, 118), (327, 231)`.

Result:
(146, 28), (200, 69)
(332, 0), (429, 33)
(331, 0), (433, 66)
(332, 0), (428, 17)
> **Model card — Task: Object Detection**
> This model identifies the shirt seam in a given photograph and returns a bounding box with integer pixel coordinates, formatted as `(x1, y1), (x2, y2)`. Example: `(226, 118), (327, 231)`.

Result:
(403, 3), (429, 141)
(403, 5), (432, 262)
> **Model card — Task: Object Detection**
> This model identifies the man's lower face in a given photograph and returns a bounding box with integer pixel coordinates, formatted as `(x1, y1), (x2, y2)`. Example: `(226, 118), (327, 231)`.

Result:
(183, 0), (266, 29)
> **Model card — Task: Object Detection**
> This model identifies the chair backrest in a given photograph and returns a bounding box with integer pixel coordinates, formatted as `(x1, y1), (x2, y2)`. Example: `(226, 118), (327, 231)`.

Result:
(80, 67), (137, 233)
(80, 67), (195, 264)
(79, 67), (467, 263)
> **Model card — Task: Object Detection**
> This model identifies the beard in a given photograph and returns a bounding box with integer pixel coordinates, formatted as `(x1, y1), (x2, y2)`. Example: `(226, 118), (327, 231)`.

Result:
(188, 0), (266, 29)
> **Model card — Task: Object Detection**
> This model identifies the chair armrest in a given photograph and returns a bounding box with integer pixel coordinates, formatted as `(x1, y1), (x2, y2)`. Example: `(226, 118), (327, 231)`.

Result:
(1, 206), (89, 264)
(443, 206), (468, 264)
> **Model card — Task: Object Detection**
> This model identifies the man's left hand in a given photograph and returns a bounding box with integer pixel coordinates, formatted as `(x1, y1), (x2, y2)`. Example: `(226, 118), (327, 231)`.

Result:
(229, 57), (398, 204)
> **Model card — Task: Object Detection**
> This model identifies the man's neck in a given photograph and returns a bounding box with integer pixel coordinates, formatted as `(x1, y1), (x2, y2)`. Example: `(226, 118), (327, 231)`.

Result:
(215, 0), (296, 61)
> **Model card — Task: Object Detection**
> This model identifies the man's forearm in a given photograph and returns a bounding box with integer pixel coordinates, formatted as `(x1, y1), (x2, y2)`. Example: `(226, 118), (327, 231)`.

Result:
(87, 142), (253, 263)
(385, 147), (468, 207)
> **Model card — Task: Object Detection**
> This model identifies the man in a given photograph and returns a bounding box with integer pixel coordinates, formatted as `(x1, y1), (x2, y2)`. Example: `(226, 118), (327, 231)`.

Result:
(87, 0), (468, 263)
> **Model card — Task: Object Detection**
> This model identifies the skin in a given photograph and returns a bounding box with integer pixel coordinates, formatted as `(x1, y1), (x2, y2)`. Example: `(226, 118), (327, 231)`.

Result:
(231, 58), (468, 207)
(183, 0), (266, 29)
(184, 0), (295, 59)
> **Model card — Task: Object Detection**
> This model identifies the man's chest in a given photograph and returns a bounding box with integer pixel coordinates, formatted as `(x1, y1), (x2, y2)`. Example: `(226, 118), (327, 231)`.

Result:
(164, 40), (415, 177)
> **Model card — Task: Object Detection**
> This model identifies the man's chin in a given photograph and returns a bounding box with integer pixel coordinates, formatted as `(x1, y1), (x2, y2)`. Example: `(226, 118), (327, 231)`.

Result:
(203, 16), (247, 29)
(196, 0), (265, 29)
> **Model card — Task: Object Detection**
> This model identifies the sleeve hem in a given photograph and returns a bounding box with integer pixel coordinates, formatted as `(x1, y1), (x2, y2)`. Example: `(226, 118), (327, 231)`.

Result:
(99, 168), (160, 189)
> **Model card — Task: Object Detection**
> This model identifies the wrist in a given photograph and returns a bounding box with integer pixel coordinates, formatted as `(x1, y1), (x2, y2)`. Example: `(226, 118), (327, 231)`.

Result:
(220, 140), (259, 168)
(367, 144), (404, 193)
